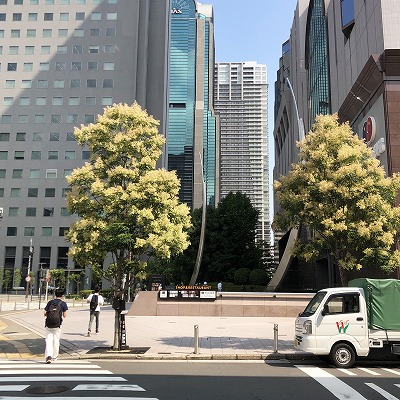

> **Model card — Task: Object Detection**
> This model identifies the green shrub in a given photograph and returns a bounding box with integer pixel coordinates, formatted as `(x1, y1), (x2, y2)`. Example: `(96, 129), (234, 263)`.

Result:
(249, 269), (269, 286)
(234, 268), (251, 285)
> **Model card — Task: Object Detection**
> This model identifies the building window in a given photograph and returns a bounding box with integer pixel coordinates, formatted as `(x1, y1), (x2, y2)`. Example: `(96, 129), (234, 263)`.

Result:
(91, 12), (101, 20)
(65, 151), (76, 160)
(39, 63), (49, 71)
(48, 151), (58, 160)
(73, 45), (83, 53)
(76, 12), (85, 20)
(10, 188), (21, 197)
(27, 29), (36, 38)
(45, 188), (55, 197)
(72, 61), (81, 70)
(26, 207), (36, 216)
(60, 207), (70, 216)
(87, 79), (96, 88)
(21, 80), (32, 88)
(102, 97), (113, 106)
(59, 29), (68, 37)
(0, 151), (7, 160)
(51, 115), (61, 123)
(33, 132), (43, 141)
(11, 29), (20, 38)
(53, 80), (65, 88)
(28, 188), (38, 197)
(82, 151), (90, 160)
(43, 29), (52, 37)
(63, 169), (72, 176)
(34, 115), (45, 123)
(16, 132), (25, 141)
(57, 45), (67, 54)
(104, 45), (115, 53)
(3, 97), (13, 106)
(0, 169), (6, 178)
(56, 62), (66, 71)
(42, 227), (52, 236)
(0, 133), (10, 141)
(341, 0), (355, 37)
(59, 227), (69, 236)
(106, 28), (116, 36)
(106, 12), (117, 20)
(84, 115), (95, 123)
(14, 151), (24, 159)
(46, 169), (57, 178)
(50, 132), (59, 141)
(7, 227), (17, 236)
(31, 151), (41, 160)
(28, 12), (37, 21)
(7, 63), (17, 71)
(1, 114), (12, 123)
(29, 169), (40, 178)
(37, 80), (48, 88)
(9, 207), (19, 217)
(88, 62), (98, 71)
(44, 13), (53, 21)
(67, 114), (78, 123)
(23, 63), (33, 72)
(88, 45), (99, 54)
(18, 115), (29, 123)
(70, 79), (81, 88)
(68, 97), (80, 106)
(90, 28), (99, 36)
(85, 96), (95, 105)
(103, 79), (113, 88)
(12, 169), (22, 178)
(8, 46), (18, 55)
(43, 207), (54, 216)
(104, 62), (114, 71)
(39, 247), (51, 269)
(41, 45), (50, 54)
(13, 13), (22, 21)
(52, 97), (63, 106)
(24, 227), (35, 236)
(19, 97), (30, 105)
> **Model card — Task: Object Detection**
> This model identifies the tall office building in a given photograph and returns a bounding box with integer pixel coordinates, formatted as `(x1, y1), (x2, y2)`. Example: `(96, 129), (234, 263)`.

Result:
(168, 0), (218, 210)
(214, 61), (270, 243)
(0, 0), (171, 292)
(272, 0), (400, 291)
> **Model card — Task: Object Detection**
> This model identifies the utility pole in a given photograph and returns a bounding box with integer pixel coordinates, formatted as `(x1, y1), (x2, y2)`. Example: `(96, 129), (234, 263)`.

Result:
(25, 239), (33, 299)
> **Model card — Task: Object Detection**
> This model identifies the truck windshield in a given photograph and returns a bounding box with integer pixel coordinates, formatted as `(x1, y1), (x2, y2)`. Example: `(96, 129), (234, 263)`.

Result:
(299, 291), (327, 317)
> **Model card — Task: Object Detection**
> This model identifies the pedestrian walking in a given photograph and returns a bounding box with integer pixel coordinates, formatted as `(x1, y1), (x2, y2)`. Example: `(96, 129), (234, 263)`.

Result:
(217, 281), (222, 292)
(44, 288), (68, 364)
(86, 286), (104, 337)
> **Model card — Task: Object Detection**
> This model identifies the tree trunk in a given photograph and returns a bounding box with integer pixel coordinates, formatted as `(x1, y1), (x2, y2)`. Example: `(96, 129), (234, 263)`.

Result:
(113, 310), (120, 350)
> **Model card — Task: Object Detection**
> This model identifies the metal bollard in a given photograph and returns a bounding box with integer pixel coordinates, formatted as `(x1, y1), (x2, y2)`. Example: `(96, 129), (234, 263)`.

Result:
(273, 324), (278, 353)
(194, 324), (199, 354)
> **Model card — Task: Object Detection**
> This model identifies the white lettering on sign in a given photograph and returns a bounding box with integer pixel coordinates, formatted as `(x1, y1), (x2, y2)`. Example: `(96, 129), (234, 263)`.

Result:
(171, 8), (182, 14)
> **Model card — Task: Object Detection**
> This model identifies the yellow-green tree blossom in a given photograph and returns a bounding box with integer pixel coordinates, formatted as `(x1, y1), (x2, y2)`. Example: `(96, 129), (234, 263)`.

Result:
(66, 103), (191, 349)
(274, 114), (400, 284)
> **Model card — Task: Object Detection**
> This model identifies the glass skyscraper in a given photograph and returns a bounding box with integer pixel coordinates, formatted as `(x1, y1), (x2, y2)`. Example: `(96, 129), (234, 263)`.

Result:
(168, 0), (218, 210)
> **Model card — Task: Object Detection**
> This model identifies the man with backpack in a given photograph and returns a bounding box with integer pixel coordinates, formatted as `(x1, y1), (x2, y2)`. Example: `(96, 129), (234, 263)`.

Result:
(44, 288), (68, 364)
(86, 286), (104, 337)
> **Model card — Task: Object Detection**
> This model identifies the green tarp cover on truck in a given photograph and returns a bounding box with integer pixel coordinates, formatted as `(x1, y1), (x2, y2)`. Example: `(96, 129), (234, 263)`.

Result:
(348, 278), (400, 330)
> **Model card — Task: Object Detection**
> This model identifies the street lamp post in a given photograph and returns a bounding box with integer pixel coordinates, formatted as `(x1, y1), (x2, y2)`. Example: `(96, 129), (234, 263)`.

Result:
(25, 239), (33, 299)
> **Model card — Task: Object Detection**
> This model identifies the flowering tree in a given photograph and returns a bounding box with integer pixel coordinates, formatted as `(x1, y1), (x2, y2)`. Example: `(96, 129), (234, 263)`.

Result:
(274, 114), (400, 284)
(66, 103), (191, 349)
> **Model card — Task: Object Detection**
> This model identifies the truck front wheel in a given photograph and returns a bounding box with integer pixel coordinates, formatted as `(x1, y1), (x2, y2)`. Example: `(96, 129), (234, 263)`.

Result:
(330, 343), (356, 368)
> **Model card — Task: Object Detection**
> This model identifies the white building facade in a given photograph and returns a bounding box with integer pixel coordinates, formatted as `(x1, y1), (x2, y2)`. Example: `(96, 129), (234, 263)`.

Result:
(214, 61), (270, 243)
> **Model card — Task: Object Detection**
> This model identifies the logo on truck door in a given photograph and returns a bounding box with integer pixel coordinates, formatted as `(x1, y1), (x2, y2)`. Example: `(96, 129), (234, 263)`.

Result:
(336, 320), (349, 333)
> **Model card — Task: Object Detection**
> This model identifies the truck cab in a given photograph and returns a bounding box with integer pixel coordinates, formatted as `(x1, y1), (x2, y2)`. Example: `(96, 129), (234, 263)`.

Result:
(295, 287), (369, 367)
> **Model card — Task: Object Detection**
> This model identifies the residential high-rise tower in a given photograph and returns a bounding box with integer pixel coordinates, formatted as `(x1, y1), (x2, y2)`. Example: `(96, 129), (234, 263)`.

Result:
(214, 61), (270, 243)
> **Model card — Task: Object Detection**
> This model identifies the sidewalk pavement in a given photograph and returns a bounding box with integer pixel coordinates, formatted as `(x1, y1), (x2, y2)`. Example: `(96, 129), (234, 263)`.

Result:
(0, 302), (313, 362)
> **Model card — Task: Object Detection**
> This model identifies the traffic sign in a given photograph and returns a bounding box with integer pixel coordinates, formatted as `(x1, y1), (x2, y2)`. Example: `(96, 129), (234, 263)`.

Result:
(25, 276), (31, 282)
(45, 277), (50, 282)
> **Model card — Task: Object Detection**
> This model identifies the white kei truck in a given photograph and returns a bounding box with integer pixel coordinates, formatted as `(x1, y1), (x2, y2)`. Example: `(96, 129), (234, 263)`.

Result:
(294, 278), (400, 368)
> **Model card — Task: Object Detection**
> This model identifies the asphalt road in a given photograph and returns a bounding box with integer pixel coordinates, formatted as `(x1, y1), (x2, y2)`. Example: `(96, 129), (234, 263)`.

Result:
(93, 359), (400, 400)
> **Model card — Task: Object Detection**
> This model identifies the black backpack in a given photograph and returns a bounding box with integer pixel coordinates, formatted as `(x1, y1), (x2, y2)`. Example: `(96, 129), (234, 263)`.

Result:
(45, 300), (63, 328)
(90, 294), (98, 312)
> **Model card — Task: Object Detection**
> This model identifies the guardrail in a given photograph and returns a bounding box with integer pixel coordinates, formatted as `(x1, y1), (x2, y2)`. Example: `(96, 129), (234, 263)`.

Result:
(0, 297), (87, 312)
(217, 292), (315, 299)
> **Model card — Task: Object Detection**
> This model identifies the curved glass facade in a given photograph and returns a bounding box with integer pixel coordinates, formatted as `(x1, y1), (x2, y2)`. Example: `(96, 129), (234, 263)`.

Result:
(306, 0), (331, 126)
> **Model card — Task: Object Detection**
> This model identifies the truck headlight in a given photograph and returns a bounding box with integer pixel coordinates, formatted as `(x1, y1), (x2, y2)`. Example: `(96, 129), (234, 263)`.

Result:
(303, 320), (312, 334)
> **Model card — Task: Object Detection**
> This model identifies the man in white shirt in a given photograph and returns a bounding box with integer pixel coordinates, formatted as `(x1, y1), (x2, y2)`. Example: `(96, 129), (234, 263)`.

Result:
(86, 286), (104, 337)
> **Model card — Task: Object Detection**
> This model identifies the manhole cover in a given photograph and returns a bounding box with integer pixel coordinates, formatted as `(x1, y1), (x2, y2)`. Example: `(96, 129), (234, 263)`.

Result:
(26, 385), (69, 394)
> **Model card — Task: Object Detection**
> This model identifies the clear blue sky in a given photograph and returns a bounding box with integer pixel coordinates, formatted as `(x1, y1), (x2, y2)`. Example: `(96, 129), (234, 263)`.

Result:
(210, 0), (298, 212)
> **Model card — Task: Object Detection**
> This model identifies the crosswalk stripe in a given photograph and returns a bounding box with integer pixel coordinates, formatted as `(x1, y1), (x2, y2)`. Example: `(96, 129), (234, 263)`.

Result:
(0, 376), (126, 382)
(383, 368), (400, 376)
(0, 398), (159, 400)
(0, 361), (91, 364)
(0, 369), (112, 375)
(0, 364), (100, 369)
(295, 365), (368, 400)
(365, 383), (399, 400)
(337, 368), (357, 376)
(72, 384), (145, 391)
(357, 368), (381, 376)
(0, 385), (29, 391)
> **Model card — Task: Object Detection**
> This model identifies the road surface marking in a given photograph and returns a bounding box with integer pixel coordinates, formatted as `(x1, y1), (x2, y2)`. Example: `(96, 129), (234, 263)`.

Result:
(365, 383), (399, 400)
(337, 368), (357, 376)
(0, 376), (126, 382)
(295, 365), (368, 400)
(0, 364), (100, 369)
(0, 398), (158, 400)
(72, 384), (145, 391)
(357, 367), (380, 376)
(0, 385), (29, 391)
(382, 368), (400, 376)
(0, 369), (112, 375)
